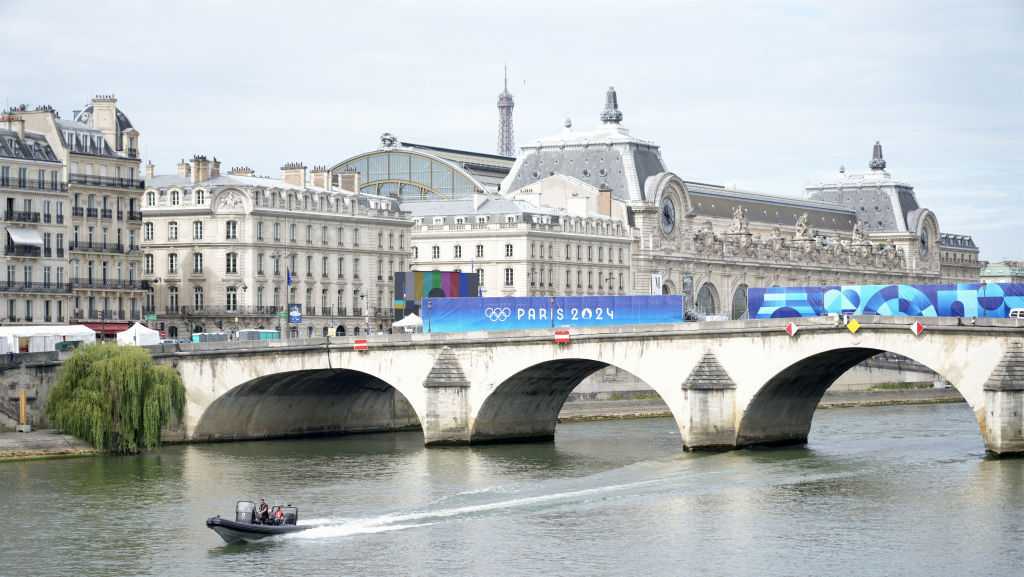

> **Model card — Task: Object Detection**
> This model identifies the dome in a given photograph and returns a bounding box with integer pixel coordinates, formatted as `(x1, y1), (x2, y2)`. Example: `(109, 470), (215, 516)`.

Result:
(74, 103), (134, 132)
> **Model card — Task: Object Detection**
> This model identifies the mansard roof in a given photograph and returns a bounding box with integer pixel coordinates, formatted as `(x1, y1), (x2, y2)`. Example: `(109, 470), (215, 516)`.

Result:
(0, 128), (60, 163)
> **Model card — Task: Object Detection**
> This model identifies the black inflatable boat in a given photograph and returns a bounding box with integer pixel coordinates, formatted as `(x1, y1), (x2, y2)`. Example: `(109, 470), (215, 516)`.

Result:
(207, 501), (307, 544)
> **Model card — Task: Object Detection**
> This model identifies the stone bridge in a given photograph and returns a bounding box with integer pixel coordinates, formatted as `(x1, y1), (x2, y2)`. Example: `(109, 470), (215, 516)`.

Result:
(160, 316), (1024, 456)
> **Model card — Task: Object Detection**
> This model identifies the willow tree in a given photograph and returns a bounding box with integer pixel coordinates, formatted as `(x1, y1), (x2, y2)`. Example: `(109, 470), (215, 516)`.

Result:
(47, 343), (185, 454)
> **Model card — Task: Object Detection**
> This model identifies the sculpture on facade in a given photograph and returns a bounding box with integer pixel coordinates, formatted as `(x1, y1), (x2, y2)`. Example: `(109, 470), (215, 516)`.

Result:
(852, 219), (866, 242)
(728, 205), (750, 234)
(794, 213), (811, 239)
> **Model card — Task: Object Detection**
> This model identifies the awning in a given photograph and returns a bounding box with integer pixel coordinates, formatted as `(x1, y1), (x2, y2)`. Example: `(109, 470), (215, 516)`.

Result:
(83, 322), (132, 335)
(7, 228), (43, 247)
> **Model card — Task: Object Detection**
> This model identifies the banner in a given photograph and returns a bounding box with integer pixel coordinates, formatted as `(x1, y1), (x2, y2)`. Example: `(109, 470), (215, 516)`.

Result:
(288, 303), (302, 324)
(423, 295), (684, 333)
(394, 271), (479, 318)
(747, 283), (1024, 319)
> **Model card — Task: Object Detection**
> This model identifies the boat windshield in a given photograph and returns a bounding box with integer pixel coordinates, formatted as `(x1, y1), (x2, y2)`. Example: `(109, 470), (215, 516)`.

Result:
(278, 506), (299, 525)
(235, 501), (255, 523)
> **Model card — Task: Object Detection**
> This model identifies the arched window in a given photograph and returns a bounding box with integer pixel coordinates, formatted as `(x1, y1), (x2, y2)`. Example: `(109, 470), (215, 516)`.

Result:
(696, 283), (719, 316)
(731, 284), (749, 320)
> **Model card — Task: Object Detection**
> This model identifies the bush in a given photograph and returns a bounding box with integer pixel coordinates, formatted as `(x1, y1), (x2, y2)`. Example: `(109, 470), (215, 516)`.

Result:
(47, 343), (185, 454)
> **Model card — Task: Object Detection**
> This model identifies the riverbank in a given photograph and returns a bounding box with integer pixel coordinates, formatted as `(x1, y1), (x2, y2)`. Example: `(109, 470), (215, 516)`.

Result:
(557, 387), (965, 422)
(0, 429), (97, 461)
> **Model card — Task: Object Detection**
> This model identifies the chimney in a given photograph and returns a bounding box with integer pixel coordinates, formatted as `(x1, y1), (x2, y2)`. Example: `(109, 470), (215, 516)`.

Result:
(0, 115), (25, 139)
(229, 166), (256, 177)
(310, 165), (329, 189)
(281, 162), (307, 187)
(90, 94), (119, 150)
(191, 154), (210, 184)
(145, 161), (155, 179)
(339, 171), (359, 193)
(211, 157), (221, 179)
(596, 183), (612, 217)
(176, 159), (191, 178)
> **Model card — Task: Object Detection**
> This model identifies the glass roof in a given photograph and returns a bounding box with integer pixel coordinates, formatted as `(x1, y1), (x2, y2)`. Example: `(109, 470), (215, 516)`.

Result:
(331, 150), (485, 202)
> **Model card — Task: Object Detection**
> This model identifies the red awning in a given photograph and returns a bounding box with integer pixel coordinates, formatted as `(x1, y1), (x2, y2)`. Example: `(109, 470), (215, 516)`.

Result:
(83, 322), (133, 335)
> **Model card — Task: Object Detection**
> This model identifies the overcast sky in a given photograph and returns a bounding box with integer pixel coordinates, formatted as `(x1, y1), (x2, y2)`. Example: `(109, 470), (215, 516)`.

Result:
(2, 0), (1021, 260)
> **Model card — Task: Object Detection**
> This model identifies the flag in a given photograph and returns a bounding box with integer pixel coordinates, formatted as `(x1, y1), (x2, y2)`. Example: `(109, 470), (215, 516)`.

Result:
(287, 269), (292, 286)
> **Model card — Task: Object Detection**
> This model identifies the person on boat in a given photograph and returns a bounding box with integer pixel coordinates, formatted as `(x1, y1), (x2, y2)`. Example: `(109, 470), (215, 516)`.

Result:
(274, 507), (285, 525)
(257, 499), (270, 524)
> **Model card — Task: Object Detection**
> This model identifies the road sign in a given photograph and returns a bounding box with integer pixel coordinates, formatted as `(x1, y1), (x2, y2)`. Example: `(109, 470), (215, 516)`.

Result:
(785, 322), (799, 337)
(353, 339), (369, 351)
(846, 318), (861, 334)
(554, 328), (571, 344)
(909, 320), (925, 336)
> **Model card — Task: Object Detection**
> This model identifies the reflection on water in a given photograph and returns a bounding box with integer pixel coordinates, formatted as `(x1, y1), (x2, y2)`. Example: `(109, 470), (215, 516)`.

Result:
(2, 403), (1021, 577)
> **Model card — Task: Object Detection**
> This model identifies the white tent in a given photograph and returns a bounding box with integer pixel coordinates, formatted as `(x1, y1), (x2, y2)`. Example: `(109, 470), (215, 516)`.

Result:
(0, 324), (96, 353)
(116, 323), (161, 346)
(391, 313), (423, 332)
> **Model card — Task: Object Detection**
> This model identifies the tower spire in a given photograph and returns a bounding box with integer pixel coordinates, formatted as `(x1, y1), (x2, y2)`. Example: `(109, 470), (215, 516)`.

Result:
(870, 140), (886, 171)
(600, 86), (623, 124)
(497, 66), (515, 157)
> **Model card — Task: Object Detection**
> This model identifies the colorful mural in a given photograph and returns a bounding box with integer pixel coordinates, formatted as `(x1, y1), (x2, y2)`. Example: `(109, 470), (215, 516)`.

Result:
(393, 271), (479, 318)
(747, 283), (1024, 319)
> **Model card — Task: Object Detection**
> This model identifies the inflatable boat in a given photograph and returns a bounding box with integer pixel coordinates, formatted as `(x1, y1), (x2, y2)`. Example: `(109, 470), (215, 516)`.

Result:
(207, 501), (307, 544)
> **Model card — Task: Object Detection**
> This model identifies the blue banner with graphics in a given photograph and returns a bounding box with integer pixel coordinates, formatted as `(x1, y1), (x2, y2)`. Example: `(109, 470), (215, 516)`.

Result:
(423, 295), (684, 333)
(747, 283), (1024, 319)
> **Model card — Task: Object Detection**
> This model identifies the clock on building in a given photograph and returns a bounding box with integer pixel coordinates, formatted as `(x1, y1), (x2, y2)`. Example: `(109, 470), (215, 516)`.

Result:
(661, 197), (676, 234)
(920, 228), (930, 257)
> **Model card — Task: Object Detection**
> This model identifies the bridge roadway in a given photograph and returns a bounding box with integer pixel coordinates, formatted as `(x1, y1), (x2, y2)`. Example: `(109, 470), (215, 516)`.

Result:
(157, 316), (1024, 456)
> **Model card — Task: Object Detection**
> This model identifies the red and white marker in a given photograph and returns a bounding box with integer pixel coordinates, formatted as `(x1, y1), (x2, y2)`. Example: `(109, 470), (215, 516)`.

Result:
(785, 322), (799, 337)
(353, 338), (369, 351)
(554, 328), (571, 344)
(909, 321), (925, 336)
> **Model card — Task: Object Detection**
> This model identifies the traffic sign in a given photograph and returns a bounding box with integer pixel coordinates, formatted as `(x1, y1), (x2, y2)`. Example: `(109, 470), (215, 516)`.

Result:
(846, 318), (861, 334)
(785, 322), (799, 337)
(353, 339), (369, 351)
(554, 328), (571, 344)
(909, 320), (925, 336)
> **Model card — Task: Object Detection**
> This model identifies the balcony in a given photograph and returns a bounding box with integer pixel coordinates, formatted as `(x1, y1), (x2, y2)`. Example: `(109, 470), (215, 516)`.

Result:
(0, 179), (67, 193)
(128, 211), (142, 222)
(56, 214), (64, 224)
(72, 207), (84, 217)
(166, 305), (285, 317)
(0, 282), (71, 293)
(4, 211), (41, 223)
(70, 278), (149, 291)
(100, 208), (113, 219)
(116, 210), (124, 221)
(69, 174), (145, 190)
(86, 208), (98, 218)
(68, 241), (125, 254)
(4, 245), (41, 257)
(56, 248), (65, 258)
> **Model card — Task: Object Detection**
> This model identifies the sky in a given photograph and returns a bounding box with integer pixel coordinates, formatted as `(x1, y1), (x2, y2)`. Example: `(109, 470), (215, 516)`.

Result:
(1, 0), (1021, 260)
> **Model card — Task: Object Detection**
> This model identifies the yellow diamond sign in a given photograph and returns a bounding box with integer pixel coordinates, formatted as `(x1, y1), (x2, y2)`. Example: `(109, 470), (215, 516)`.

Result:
(846, 318), (861, 334)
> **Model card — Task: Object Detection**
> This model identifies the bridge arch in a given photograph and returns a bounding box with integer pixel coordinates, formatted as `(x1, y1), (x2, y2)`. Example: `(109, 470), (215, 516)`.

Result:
(735, 344), (980, 449)
(470, 356), (683, 444)
(193, 368), (423, 441)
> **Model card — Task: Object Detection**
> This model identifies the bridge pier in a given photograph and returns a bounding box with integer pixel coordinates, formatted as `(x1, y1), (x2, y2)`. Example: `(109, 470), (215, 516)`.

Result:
(982, 341), (1024, 456)
(421, 347), (472, 445)
(680, 353), (738, 450)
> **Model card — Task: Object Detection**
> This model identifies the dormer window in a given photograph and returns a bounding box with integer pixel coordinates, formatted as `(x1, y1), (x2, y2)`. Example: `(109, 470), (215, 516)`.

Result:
(195, 190), (205, 205)
(146, 191), (155, 207)
(170, 190), (179, 206)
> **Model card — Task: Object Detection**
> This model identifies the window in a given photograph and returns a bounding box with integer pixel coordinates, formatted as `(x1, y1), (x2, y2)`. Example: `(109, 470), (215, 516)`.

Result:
(168, 287), (178, 312)
(146, 191), (155, 206)
(168, 253), (178, 274)
(193, 287), (204, 310)
(322, 256), (328, 278)
(432, 245), (440, 259)
(192, 253), (203, 274)
(195, 190), (204, 205)
(476, 268), (484, 285)
(170, 190), (179, 206)
(505, 244), (513, 257)
(504, 268), (514, 286)
(226, 221), (238, 240)
(226, 252), (238, 274)
(399, 233), (404, 249)
(226, 287), (237, 312)
(273, 256), (281, 276)
(337, 226), (344, 246)
(388, 232), (394, 249)
(413, 246), (419, 259)
(143, 222), (153, 241)
(476, 244), (484, 258)
(353, 257), (360, 279)
(321, 226), (328, 245)
(168, 221), (178, 241)
(193, 221), (203, 240)
(257, 254), (264, 275)
(454, 245), (462, 258)
(618, 248), (624, 264)
(306, 224), (313, 244)
(588, 246), (593, 262)
(337, 256), (345, 278)
(306, 255), (313, 277)
(289, 223), (296, 242)
(256, 286), (264, 308)
(144, 254), (153, 275)
(378, 231), (383, 248)
(353, 228), (360, 246)
(273, 222), (281, 241)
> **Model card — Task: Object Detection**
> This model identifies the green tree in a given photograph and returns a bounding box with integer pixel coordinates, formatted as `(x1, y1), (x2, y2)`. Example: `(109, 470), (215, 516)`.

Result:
(47, 343), (185, 454)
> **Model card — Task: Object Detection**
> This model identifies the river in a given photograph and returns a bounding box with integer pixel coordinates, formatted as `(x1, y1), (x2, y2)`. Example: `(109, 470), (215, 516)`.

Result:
(2, 403), (1021, 577)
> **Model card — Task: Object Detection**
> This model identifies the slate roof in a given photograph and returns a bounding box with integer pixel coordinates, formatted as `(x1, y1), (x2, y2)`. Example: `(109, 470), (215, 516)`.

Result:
(0, 128), (60, 162)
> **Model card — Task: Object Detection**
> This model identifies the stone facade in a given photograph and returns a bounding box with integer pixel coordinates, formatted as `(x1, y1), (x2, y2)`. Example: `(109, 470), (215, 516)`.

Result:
(6, 96), (145, 334)
(142, 159), (412, 338)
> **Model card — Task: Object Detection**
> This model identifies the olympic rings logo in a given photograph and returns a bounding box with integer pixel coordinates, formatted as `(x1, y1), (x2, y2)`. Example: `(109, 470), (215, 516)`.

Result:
(484, 307), (512, 322)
